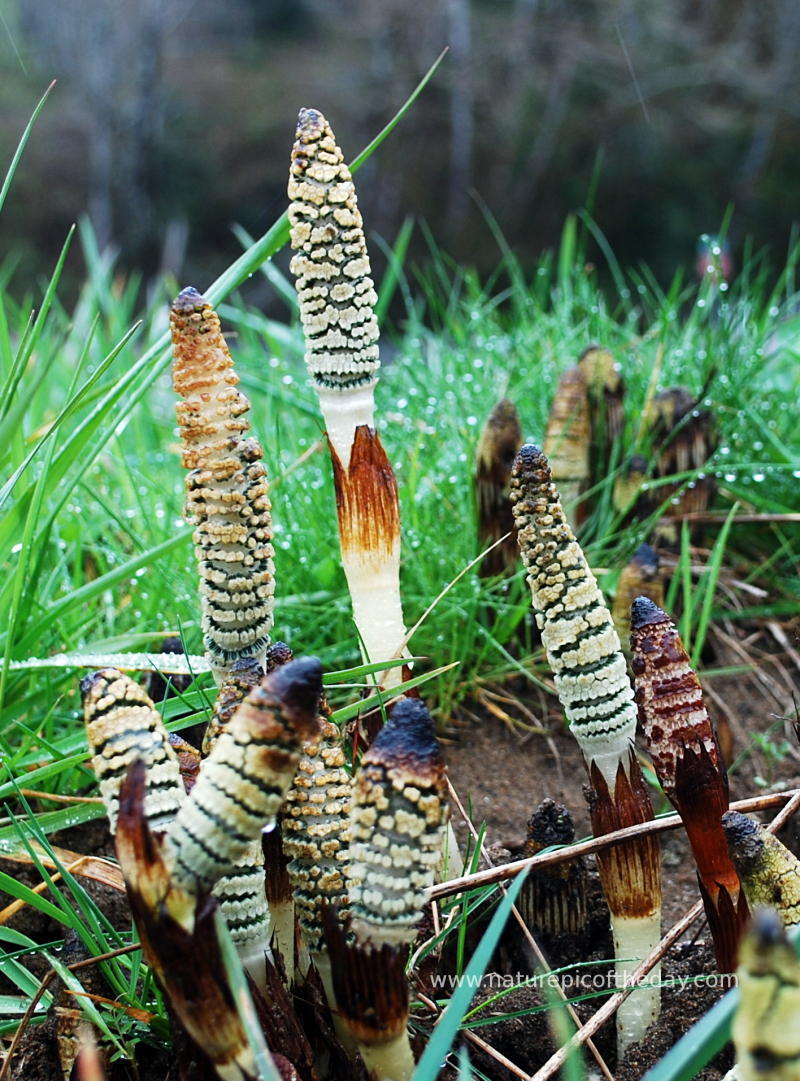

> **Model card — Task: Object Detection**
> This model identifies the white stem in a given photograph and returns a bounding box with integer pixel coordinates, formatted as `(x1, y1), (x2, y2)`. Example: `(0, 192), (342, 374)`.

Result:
(358, 1031), (415, 1081)
(317, 383), (376, 469)
(313, 951), (359, 1056)
(611, 912), (662, 1057)
(340, 542), (406, 690)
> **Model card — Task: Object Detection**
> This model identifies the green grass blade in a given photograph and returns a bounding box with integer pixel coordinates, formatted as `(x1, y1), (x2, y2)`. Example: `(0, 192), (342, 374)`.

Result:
(349, 48), (447, 174)
(0, 81), (55, 216)
(215, 909), (284, 1081)
(330, 662), (459, 725)
(375, 216), (415, 324)
(411, 869), (529, 1081)
(690, 503), (739, 666)
(0, 866), (66, 923)
(0, 803), (104, 851)
(12, 529), (193, 654)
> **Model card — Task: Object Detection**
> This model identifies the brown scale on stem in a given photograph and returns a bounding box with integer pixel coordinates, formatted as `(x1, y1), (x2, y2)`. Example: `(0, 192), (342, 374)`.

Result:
(330, 425), (401, 568)
(115, 761), (260, 1081)
(474, 397), (522, 577)
(645, 386), (716, 547)
(170, 287), (275, 681)
(631, 596), (748, 971)
(612, 544), (664, 657)
(578, 345), (625, 488)
(510, 443), (661, 1051)
(543, 366), (590, 531)
(322, 697), (447, 1081)
(288, 110), (408, 691)
(587, 752), (662, 920)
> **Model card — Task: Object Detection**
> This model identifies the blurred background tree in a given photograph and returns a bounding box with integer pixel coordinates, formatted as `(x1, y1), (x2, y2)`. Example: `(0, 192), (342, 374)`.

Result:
(2, 0), (800, 298)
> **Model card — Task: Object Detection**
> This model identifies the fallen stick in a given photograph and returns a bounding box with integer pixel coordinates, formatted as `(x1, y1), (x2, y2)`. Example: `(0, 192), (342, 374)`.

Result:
(2, 792), (796, 917)
(429, 789), (800, 901)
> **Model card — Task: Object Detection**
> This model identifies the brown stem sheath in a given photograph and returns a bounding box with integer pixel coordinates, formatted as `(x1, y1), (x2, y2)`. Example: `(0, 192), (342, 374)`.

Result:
(631, 596), (748, 970)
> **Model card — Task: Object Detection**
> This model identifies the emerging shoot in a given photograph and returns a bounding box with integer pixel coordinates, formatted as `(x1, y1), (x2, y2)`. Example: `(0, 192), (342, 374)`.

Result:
(723, 811), (800, 926)
(170, 287), (276, 683)
(631, 596), (748, 971)
(732, 907), (800, 1081)
(288, 107), (407, 687)
(474, 397), (523, 577)
(510, 443), (661, 1055)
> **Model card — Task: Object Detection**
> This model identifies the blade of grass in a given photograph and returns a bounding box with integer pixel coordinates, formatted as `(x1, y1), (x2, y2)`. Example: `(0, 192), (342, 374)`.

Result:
(215, 910), (284, 1081)
(0, 82), (55, 216)
(690, 503), (739, 666)
(412, 868), (529, 1081)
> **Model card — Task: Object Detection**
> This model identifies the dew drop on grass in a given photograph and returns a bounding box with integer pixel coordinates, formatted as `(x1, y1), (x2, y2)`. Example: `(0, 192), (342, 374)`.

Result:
(753, 473), (765, 482)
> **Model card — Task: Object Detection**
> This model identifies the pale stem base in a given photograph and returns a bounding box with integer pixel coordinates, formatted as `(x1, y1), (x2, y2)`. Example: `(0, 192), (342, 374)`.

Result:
(341, 546), (407, 690)
(358, 1029), (415, 1081)
(611, 912), (662, 1057)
